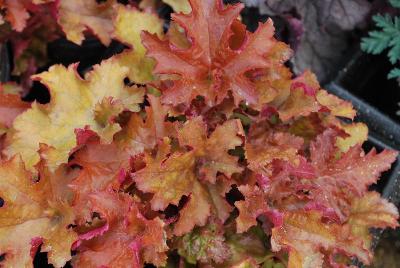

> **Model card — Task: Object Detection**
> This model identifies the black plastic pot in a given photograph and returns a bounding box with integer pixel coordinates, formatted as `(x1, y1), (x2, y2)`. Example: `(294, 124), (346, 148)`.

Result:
(326, 50), (400, 207)
(325, 52), (400, 267)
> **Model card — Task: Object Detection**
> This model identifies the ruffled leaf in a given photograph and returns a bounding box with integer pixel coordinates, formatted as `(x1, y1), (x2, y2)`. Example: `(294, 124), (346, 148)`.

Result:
(347, 192), (399, 252)
(304, 129), (398, 222)
(0, 0), (54, 32)
(173, 180), (211, 236)
(133, 118), (241, 234)
(278, 71), (320, 121)
(316, 89), (356, 119)
(114, 5), (163, 83)
(317, 145), (398, 196)
(245, 128), (303, 176)
(115, 94), (174, 156)
(142, 0), (291, 107)
(235, 185), (281, 233)
(0, 156), (77, 268)
(5, 58), (144, 171)
(0, 84), (30, 132)
(57, 0), (116, 45)
(271, 211), (368, 268)
(69, 138), (130, 223)
(336, 122), (368, 153)
(177, 117), (244, 183)
(73, 191), (168, 267)
(133, 138), (196, 211)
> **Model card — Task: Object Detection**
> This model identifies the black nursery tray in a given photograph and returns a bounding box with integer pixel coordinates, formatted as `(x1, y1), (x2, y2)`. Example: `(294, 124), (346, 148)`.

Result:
(325, 52), (400, 267)
(327, 51), (400, 207)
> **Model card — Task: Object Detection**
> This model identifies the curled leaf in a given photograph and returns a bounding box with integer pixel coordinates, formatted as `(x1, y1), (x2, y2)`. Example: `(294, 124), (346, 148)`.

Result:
(0, 156), (77, 268)
(5, 58), (144, 171)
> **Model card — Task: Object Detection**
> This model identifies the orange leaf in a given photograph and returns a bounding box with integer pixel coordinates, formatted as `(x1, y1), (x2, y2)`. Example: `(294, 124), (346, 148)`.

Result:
(271, 211), (369, 268)
(174, 180), (211, 236)
(57, 0), (116, 45)
(133, 138), (196, 211)
(347, 192), (399, 251)
(73, 191), (168, 267)
(69, 139), (130, 223)
(0, 155), (77, 267)
(316, 89), (356, 119)
(142, 0), (289, 107)
(0, 84), (30, 131)
(115, 95), (174, 156)
(245, 129), (303, 175)
(177, 117), (244, 183)
(235, 185), (269, 233)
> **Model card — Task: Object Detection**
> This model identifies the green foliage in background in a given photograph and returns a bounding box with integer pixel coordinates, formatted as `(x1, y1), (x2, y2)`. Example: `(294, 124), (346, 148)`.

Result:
(362, 1), (400, 79)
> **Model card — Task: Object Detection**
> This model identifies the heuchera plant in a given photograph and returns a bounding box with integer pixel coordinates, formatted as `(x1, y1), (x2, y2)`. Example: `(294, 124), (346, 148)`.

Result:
(0, 0), (399, 267)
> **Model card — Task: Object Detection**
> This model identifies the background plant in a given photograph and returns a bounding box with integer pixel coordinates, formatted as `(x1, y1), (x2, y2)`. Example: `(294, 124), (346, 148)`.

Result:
(362, 0), (400, 79)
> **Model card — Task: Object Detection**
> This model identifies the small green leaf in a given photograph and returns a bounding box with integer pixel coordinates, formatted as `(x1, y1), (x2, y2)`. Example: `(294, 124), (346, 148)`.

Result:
(231, 112), (252, 126)
(390, 0), (400, 8)
(361, 31), (391, 54)
(388, 68), (400, 79)
(388, 36), (400, 64)
(362, 13), (400, 80)
(373, 14), (398, 32)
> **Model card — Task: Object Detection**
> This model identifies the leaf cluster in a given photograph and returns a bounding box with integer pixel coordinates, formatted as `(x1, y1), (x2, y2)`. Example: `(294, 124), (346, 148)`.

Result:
(0, 1), (398, 268)
(361, 1), (400, 79)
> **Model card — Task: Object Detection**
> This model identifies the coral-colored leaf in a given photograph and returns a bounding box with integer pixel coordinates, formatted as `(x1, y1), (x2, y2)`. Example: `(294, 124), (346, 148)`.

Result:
(245, 128), (303, 175)
(271, 211), (369, 268)
(272, 194), (398, 267)
(278, 87), (319, 121)
(0, 84), (30, 131)
(310, 129), (397, 195)
(173, 177), (233, 236)
(57, 0), (116, 45)
(0, 2), (60, 90)
(174, 181), (211, 236)
(142, 0), (289, 107)
(0, 0), (398, 266)
(115, 95), (174, 156)
(347, 192), (399, 252)
(0, 156), (77, 267)
(309, 128), (338, 169)
(235, 185), (272, 233)
(5, 58), (144, 171)
(69, 139), (130, 223)
(206, 177), (234, 223)
(305, 129), (398, 221)
(133, 138), (196, 211)
(133, 118), (240, 234)
(278, 71), (320, 121)
(319, 146), (397, 195)
(316, 89), (356, 119)
(73, 191), (168, 267)
(1, 0), (31, 32)
(177, 117), (244, 183)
